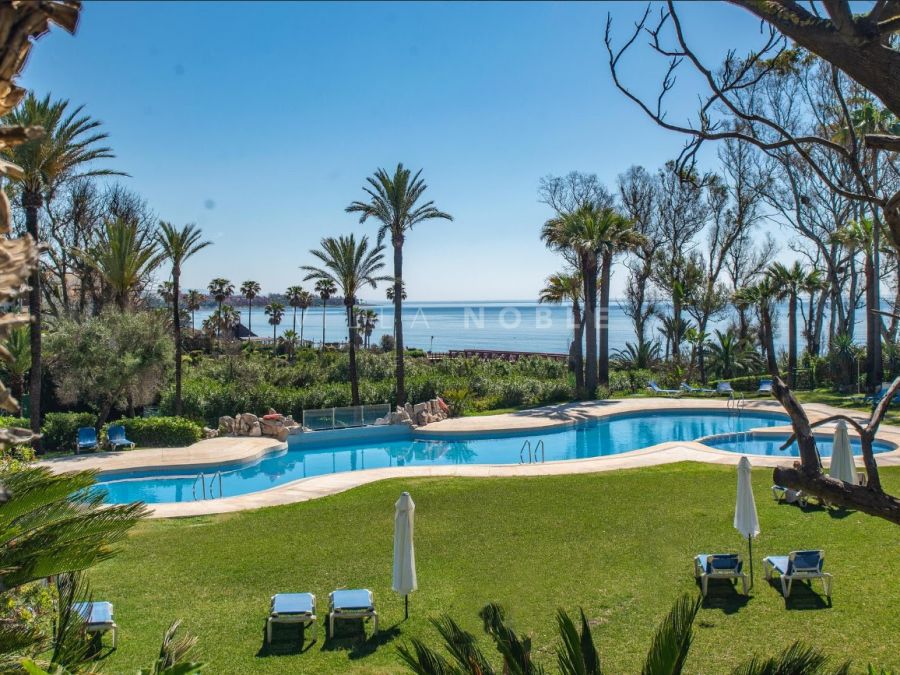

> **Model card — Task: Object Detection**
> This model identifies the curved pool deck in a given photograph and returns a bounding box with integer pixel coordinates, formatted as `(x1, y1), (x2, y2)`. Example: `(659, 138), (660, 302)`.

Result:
(40, 397), (900, 518)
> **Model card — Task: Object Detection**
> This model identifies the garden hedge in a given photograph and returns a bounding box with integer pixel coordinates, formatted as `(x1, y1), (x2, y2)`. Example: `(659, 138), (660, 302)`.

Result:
(102, 416), (203, 449)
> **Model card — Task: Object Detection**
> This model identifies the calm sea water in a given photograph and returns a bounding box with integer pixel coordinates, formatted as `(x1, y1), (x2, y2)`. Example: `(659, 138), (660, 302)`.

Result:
(194, 301), (866, 355)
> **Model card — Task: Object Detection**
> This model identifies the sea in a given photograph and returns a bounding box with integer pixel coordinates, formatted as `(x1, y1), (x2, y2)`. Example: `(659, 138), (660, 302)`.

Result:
(192, 300), (867, 355)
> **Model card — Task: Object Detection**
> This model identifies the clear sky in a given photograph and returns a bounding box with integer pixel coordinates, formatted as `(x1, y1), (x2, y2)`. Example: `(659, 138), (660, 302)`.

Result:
(19, 1), (776, 301)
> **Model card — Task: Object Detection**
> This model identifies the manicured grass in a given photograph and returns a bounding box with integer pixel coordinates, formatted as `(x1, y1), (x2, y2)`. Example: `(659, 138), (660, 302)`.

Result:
(88, 464), (900, 673)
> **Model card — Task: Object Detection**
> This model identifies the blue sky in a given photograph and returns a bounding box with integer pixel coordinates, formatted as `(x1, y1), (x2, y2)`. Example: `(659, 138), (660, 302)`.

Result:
(20, 1), (776, 301)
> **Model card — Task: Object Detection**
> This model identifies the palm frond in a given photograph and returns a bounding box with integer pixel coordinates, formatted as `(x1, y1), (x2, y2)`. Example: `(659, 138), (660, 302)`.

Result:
(641, 594), (700, 675)
(556, 608), (602, 675)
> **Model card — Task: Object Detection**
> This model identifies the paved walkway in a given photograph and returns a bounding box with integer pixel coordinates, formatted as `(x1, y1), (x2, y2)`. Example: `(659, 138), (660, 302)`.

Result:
(38, 397), (900, 518)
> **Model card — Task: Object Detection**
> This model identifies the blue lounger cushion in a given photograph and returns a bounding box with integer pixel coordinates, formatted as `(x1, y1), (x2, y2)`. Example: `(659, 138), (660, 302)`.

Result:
(271, 593), (314, 616)
(788, 550), (824, 573)
(331, 589), (373, 611)
(75, 601), (114, 625)
(696, 554), (742, 574)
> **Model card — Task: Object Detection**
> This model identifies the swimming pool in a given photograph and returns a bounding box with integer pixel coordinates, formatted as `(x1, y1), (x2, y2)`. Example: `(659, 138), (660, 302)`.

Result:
(703, 432), (895, 458)
(95, 410), (788, 504)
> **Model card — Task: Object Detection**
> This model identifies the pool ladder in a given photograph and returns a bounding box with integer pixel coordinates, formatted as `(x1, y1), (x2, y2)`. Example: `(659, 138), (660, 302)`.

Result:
(726, 393), (746, 413)
(520, 439), (545, 464)
(192, 471), (223, 500)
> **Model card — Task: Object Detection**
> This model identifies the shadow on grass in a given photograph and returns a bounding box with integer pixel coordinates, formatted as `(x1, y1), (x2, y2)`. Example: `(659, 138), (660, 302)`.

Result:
(256, 623), (317, 658)
(695, 579), (751, 615)
(319, 618), (402, 660)
(766, 579), (832, 610)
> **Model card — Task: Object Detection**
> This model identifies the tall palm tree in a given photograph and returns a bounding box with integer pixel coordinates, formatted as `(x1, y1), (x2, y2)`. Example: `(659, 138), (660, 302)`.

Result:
(286, 286), (314, 345)
(3, 93), (120, 447)
(240, 280), (261, 337)
(596, 209), (643, 386)
(158, 280), (174, 306)
(264, 301), (285, 345)
(735, 278), (779, 375)
(542, 204), (636, 395)
(79, 218), (162, 310)
(157, 222), (211, 417)
(207, 278), (234, 337)
(357, 308), (378, 348)
(315, 278), (337, 348)
(768, 261), (807, 388)
(386, 279), (407, 302)
(209, 304), (240, 338)
(539, 271), (584, 396)
(185, 289), (204, 332)
(302, 234), (388, 404)
(346, 163), (453, 406)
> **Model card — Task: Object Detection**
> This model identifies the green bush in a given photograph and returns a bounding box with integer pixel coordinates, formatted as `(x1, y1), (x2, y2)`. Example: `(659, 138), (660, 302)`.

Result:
(103, 417), (203, 448)
(41, 412), (96, 453)
(0, 416), (29, 429)
(720, 374), (771, 392)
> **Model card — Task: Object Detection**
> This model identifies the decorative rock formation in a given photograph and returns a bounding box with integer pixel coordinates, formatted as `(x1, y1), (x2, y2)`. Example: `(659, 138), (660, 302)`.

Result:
(218, 408), (300, 441)
(203, 427), (219, 439)
(375, 398), (449, 427)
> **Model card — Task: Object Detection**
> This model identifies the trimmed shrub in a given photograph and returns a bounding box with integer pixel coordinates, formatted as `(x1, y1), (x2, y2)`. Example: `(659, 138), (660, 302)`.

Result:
(41, 412), (96, 453)
(103, 416), (203, 448)
(0, 416), (29, 429)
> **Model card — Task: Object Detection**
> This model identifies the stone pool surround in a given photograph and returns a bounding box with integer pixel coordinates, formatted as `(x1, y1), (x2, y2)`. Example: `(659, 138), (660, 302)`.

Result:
(40, 397), (900, 518)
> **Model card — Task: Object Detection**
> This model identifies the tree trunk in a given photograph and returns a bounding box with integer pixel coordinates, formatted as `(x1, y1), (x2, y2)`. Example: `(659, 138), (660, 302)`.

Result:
(23, 191), (42, 452)
(582, 256), (598, 398)
(321, 300), (327, 349)
(247, 297), (253, 337)
(300, 308), (305, 344)
(347, 303), (360, 405)
(173, 267), (183, 416)
(598, 251), (612, 387)
(393, 238), (406, 406)
(762, 306), (779, 376)
(865, 249), (879, 393)
(787, 293), (797, 388)
(571, 299), (585, 397)
(292, 306), (297, 334)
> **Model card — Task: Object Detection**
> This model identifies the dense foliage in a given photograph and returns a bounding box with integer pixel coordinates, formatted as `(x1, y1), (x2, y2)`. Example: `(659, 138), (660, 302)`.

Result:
(162, 350), (576, 424)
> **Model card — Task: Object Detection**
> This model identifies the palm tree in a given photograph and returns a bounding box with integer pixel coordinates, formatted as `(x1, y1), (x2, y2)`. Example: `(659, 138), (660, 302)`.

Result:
(207, 278), (234, 337)
(158, 280), (174, 306)
(185, 289), (204, 332)
(346, 163), (453, 406)
(735, 278), (779, 375)
(281, 329), (299, 361)
(157, 222), (211, 417)
(596, 209), (643, 386)
(767, 261), (807, 388)
(315, 278), (337, 348)
(2, 325), (30, 411)
(302, 234), (388, 404)
(265, 301), (285, 345)
(286, 286), (314, 345)
(209, 304), (239, 338)
(79, 218), (162, 310)
(357, 308), (378, 348)
(542, 204), (637, 395)
(539, 271), (584, 395)
(240, 280), (261, 337)
(3, 93), (120, 447)
(708, 329), (762, 379)
(386, 279), (407, 302)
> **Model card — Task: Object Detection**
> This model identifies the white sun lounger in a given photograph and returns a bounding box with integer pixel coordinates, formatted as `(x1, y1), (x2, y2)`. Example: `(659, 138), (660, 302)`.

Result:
(74, 601), (117, 648)
(763, 550), (832, 600)
(694, 553), (749, 596)
(328, 589), (378, 637)
(267, 592), (317, 644)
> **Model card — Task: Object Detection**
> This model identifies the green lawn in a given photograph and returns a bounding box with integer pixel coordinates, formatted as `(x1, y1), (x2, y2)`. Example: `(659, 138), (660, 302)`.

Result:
(88, 464), (900, 674)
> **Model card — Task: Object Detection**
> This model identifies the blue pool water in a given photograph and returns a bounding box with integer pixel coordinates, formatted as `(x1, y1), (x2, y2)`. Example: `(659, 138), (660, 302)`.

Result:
(704, 434), (894, 458)
(96, 411), (789, 504)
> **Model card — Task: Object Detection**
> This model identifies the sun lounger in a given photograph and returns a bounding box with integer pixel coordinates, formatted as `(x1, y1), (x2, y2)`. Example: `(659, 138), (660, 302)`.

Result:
(715, 382), (735, 397)
(694, 553), (748, 596)
(328, 589), (377, 637)
(76, 427), (98, 454)
(681, 383), (715, 395)
(267, 592), (316, 644)
(757, 379), (774, 395)
(771, 484), (808, 506)
(763, 550), (832, 600)
(106, 425), (135, 450)
(648, 381), (680, 396)
(74, 601), (117, 648)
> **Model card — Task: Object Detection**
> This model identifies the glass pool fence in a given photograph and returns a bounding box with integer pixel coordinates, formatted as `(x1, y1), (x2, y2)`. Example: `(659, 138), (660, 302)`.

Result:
(302, 404), (391, 431)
